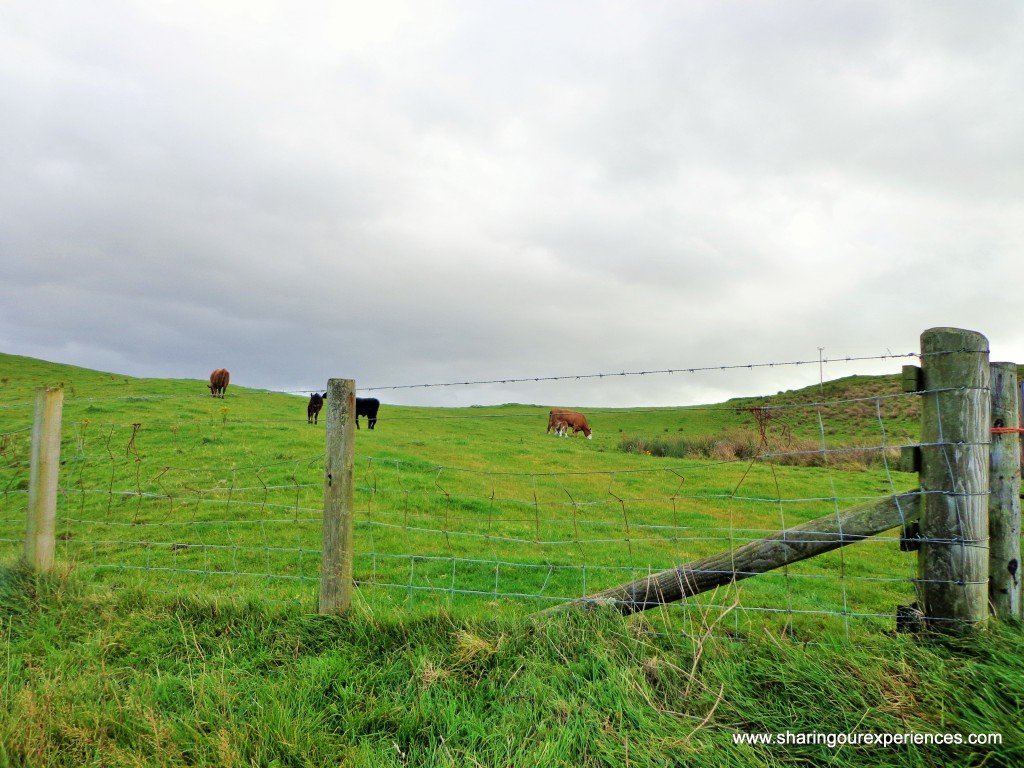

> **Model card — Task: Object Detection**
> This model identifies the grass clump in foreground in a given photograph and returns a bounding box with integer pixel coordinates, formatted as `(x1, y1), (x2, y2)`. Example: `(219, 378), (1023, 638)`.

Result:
(2, 566), (1022, 768)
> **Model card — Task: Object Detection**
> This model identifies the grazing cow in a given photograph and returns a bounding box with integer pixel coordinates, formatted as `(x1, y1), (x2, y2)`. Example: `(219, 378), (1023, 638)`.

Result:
(307, 392), (326, 424)
(547, 408), (574, 434)
(546, 409), (564, 434)
(207, 368), (230, 398)
(355, 397), (380, 430)
(547, 408), (592, 439)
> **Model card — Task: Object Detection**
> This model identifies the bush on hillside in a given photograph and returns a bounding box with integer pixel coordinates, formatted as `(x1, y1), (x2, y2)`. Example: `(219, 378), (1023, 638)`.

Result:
(619, 430), (901, 470)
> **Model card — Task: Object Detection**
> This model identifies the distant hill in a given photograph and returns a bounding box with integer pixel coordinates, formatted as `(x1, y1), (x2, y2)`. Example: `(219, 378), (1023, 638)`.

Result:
(0, 352), (920, 443)
(725, 372), (919, 442)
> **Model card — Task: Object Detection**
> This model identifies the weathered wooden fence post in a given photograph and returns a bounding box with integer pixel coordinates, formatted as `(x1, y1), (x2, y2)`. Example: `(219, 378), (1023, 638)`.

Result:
(25, 386), (63, 573)
(989, 362), (1021, 618)
(320, 378), (356, 615)
(918, 328), (990, 630)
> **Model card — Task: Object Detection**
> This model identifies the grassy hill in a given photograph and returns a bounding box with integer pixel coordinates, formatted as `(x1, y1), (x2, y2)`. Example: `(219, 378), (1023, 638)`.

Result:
(1, 353), (921, 622)
(1, 353), (1021, 767)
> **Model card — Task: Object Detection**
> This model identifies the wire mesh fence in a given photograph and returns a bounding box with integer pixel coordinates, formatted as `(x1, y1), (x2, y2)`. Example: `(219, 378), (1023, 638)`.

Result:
(57, 417), (326, 604)
(0, 360), (937, 639)
(0, 425), (33, 553)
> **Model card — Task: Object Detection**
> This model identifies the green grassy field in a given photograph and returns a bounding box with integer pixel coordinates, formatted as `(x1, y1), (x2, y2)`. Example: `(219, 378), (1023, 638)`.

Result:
(2, 353), (1021, 766)
(1, 353), (922, 634)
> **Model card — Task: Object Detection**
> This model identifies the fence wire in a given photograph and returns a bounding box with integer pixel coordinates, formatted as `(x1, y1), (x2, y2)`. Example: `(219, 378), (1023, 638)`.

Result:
(0, 428), (32, 545)
(0, 373), (946, 640)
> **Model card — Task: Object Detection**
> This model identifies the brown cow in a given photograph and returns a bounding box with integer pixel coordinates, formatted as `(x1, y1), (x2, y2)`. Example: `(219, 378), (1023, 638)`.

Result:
(547, 409), (568, 434)
(207, 368), (230, 398)
(547, 408), (592, 439)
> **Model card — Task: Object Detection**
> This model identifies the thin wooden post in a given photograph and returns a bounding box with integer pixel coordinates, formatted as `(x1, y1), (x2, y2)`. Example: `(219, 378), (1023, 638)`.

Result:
(918, 328), (990, 630)
(320, 378), (355, 615)
(989, 362), (1021, 618)
(25, 387), (63, 572)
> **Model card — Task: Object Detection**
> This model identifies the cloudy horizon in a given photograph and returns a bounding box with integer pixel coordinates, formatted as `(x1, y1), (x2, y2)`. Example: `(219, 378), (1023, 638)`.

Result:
(2, 1), (1022, 408)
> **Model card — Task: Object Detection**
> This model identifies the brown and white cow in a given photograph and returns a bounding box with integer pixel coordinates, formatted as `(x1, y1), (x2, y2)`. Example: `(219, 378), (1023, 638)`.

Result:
(207, 368), (230, 398)
(547, 409), (570, 435)
(547, 408), (592, 439)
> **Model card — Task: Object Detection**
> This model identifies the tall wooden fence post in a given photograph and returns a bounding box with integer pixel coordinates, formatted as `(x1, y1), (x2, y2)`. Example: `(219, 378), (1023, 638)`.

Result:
(320, 379), (355, 615)
(989, 362), (1021, 618)
(25, 387), (63, 573)
(918, 328), (990, 630)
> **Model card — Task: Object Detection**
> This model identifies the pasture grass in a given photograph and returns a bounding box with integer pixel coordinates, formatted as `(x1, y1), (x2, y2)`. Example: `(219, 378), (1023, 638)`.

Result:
(1, 353), (1021, 765)
(1, 565), (1022, 767)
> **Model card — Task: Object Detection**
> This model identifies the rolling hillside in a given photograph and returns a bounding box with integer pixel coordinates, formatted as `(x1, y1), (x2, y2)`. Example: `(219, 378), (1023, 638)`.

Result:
(2, 353), (1020, 767)
(2, 352), (921, 622)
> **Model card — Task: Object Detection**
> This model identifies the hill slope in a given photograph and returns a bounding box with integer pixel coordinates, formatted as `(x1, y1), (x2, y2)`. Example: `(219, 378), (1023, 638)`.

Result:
(1, 353), (1021, 767)
(2, 351), (920, 618)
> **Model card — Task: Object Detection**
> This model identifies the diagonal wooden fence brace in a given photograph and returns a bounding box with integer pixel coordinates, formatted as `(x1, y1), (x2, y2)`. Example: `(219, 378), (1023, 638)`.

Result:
(543, 491), (921, 616)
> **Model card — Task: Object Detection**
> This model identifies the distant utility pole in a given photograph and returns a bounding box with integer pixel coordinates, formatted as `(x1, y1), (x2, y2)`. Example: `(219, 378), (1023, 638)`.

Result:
(818, 347), (825, 392)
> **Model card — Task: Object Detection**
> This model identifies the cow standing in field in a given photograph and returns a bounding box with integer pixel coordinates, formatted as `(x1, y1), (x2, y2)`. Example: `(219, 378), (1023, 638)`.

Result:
(547, 409), (567, 435)
(355, 397), (380, 429)
(547, 408), (592, 439)
(307, 392), (326, 424)
(207, 368), (230, 398)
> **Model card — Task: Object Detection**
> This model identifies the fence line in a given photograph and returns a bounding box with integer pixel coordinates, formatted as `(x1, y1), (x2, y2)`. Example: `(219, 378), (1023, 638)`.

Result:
(57, 485), (916, 512)
(6, 390), (926, 425)
(35, 413), (921, 632)
(0, 350), (924, 410)
(4, 329), (1014, 638)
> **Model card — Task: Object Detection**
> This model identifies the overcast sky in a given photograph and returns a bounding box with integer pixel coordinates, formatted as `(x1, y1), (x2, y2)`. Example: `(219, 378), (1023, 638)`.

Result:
(1, 1), (1022, 407)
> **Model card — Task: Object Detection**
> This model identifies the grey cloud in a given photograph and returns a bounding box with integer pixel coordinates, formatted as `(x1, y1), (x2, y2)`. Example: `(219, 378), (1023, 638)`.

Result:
(1, 1), (1022, 408)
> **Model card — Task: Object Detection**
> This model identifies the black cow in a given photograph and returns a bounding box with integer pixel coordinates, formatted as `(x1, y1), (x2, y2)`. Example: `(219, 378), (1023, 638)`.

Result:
(356, 397), (380, 429)
(307, 392), (326, 424)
